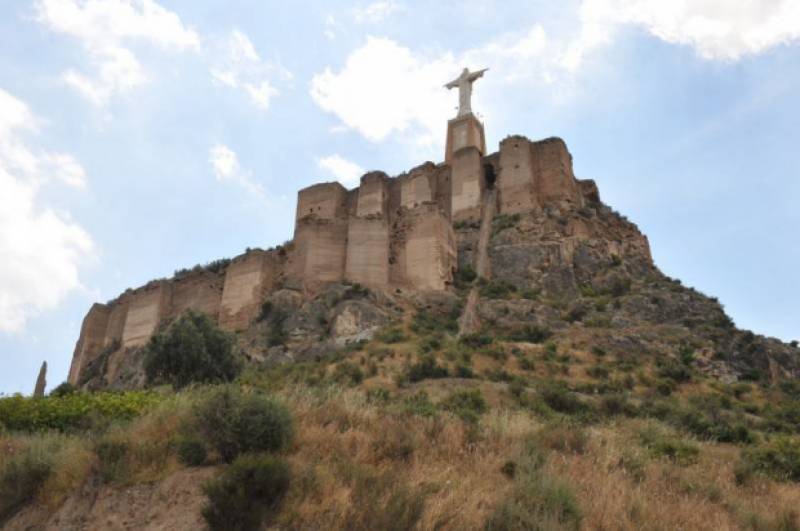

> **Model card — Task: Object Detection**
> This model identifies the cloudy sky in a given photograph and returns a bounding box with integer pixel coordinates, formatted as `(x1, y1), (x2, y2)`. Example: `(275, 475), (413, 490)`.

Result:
(1, 0), (798, 394)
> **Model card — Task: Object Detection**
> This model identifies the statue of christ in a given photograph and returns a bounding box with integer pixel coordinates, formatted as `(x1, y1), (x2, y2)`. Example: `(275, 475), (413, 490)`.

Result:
(445, 67), (488, 117)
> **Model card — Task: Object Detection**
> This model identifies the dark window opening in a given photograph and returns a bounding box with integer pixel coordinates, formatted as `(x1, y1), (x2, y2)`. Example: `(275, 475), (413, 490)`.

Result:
(483, 163), (497, 190)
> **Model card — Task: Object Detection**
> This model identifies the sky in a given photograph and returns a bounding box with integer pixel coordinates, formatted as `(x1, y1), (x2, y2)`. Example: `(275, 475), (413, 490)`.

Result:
(1, 0), (798, 394)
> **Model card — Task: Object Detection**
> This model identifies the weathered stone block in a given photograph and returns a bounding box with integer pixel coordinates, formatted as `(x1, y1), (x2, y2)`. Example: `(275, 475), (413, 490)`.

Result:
(445, 113), (486, 164)
(294, 219), (348, 286)
(532, 138), (581, 205)
(356, 172), (388, 217)
(219, 251), (274, 331)
(450, 147), (484, 221)
(498, 136), (538, 214)
(296, 182), (348, 222)
(346, 217), (389, 286)
(404, 204), (456, 290)
(68, 303), (110, 385)
(400, 164), (435, 209)
(169, 270), (224, 321)
(121, 282), (170, 348)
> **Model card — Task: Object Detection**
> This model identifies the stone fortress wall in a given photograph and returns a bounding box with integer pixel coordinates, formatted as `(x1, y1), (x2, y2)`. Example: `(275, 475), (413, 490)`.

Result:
(68, 124), (599, 386)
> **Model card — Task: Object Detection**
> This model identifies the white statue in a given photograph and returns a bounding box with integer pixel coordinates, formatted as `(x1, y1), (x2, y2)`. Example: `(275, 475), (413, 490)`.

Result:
(445, 67), (488, 117)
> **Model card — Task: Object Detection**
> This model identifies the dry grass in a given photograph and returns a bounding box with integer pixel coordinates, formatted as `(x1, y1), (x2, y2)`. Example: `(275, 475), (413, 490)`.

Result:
(262, 386), (800, 530)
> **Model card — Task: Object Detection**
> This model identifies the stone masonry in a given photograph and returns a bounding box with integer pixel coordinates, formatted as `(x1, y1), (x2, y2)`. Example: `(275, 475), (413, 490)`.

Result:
(68, 131), (608, 386)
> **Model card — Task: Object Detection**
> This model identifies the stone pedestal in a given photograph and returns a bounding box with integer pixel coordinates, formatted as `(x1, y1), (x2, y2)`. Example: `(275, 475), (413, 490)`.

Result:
(445, 113), (486, 164)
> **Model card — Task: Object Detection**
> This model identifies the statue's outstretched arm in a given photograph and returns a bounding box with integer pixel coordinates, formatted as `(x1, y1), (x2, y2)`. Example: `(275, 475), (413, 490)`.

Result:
(467, 68), (488, 81)
(444, 79), (459, 89)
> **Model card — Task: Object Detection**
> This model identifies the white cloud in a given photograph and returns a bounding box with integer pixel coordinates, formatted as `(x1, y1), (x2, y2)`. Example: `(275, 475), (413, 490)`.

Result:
(209, 30), (289, 111)
(311, 37), (458, 145)
(323, 15), (339, 40)
(209, 143), (272, 201)
(565, 0), (800, 69)
(312, 2), (800, 147)
(0, 88), (95, 333)
(34, 0), (199, 105)
(353, 1), (400, 23)
(318, 154), (364, 187)
(309, 30), (554, 146)
(209, 144), (240, 181)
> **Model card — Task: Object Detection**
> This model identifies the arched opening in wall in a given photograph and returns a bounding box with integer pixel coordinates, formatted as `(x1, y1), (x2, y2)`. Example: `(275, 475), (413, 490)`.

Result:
(483, 163), (496, 190)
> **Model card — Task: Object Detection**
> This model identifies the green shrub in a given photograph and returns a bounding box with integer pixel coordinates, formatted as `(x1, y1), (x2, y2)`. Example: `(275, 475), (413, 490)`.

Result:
(540, 385), (588, 416)
(202, 454), (290, 531)
(344, 469), (426, 531)
(562, 303), (588, 323)
(49, 382), (77, 397)
(441, 389), (487, 423)
(586, 365), (610, 379)
(177, 437), (208, 467)
(741, 437), (800, 482)
(639, 425), (699, 466)
(479, 279), (518, 299)
(376, 327), (406, 343)
(257, 301), (273, 322)
(332, 362), (365, 386)
(491, 213), (521, 235)
(460, 333), (494, 349)
(507, 325), (552, 344)
(410, 307), (461, 335)
(520, 288), (540, 300)
(455, 265), (477, 286)
(144, 310), (241, 388)
(192, 386), (293, 463)
(0, 391), (161, 432)
(96, 438), (129, 482)
(656, 360), (692, 384)
(406, 356), (449, 383)
(486, 452), (581, 530)
(403, 392), (437, 417)
(418, 334), (444, 354)
(455, 364), (475, 378)
(0, 445), (52, 520)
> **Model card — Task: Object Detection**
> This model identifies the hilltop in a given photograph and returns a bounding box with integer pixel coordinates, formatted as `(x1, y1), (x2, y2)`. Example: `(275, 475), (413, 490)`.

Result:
(2, 110), (800, 529)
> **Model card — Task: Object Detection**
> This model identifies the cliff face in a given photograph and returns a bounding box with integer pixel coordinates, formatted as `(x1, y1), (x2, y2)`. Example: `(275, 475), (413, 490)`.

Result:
(68, 134), (799, 390)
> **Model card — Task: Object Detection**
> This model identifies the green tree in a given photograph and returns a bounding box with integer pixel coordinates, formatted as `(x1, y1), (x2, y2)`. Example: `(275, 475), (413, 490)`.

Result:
(143, 310), (241, 388)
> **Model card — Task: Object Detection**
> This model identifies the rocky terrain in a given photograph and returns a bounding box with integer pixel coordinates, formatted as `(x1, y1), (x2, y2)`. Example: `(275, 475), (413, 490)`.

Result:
(2, 133), (799, 530)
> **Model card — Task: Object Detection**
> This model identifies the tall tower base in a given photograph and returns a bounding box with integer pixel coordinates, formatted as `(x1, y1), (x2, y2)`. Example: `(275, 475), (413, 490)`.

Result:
(445, 113), (486, 164)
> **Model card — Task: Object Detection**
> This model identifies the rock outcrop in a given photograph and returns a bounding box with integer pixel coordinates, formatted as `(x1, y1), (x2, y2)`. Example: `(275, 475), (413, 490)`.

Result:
(67, 131), (799, 389)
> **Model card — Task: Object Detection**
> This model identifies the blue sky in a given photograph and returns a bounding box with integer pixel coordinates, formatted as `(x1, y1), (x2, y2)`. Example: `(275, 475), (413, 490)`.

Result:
(1, 0), (798, 394)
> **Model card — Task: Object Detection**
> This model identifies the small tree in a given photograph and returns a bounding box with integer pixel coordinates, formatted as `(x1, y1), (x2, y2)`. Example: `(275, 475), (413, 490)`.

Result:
(144, 311), (241, 388)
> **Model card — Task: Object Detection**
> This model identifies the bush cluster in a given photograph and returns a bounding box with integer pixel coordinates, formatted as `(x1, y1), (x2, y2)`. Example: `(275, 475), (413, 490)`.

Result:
(0, 391), (160, 432)
(144, 310), (241, 388)
(405, 356), (449, 383)
(202, 453), (290, 531)
(190, 386), (293, 463)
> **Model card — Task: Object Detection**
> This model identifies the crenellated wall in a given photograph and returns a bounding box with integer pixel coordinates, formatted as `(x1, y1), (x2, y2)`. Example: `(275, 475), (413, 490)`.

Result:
(69, 133), (595, 386)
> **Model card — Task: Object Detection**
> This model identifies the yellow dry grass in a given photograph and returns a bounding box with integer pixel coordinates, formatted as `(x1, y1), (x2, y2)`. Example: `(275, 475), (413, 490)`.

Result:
(268, 386), (800, 530)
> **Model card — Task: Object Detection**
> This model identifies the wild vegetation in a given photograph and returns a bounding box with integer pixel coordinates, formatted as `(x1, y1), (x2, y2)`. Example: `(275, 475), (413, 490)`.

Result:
(3, 296), (800, 529)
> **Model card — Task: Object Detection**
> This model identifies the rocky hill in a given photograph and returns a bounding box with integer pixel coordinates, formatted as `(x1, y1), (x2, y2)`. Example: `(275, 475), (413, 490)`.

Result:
(68, 132), (798, 392)
(4, 126), (800, 530)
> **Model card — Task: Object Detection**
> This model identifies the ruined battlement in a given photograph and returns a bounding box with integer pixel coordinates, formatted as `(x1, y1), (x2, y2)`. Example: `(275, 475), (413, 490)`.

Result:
(68, 129), (598, 386)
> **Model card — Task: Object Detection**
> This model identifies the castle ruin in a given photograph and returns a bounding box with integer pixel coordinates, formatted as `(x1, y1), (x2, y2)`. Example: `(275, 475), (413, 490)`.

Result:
(68, 68), (599, 386)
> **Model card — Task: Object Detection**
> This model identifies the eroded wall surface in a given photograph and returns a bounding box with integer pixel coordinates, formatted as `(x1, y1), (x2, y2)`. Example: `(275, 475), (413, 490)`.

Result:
(169, 271), (224, 321)
(68, 303), (110, 385)
(450, 147), (484, 221)
(121, 283), (170, 348)
(346, 218), (390, 286)
(402, 204), (456, 290)
(219, 251), (272, 331)
(533, 138), (581, 205)
(498, 136), (538, 214)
